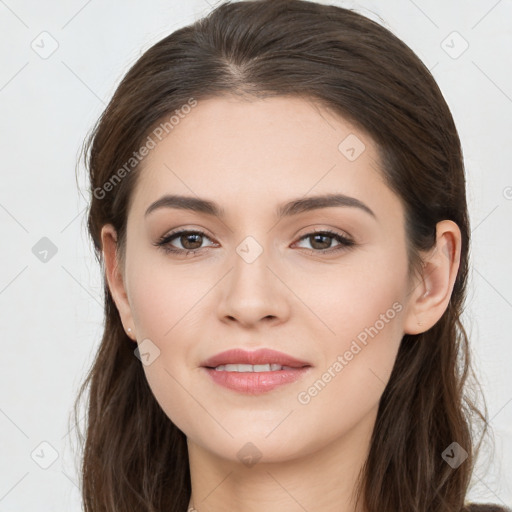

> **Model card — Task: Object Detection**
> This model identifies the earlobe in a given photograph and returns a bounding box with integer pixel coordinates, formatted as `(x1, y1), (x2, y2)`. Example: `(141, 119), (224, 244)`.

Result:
(100, 224), (136, 341)
(403, 220), (461, 335)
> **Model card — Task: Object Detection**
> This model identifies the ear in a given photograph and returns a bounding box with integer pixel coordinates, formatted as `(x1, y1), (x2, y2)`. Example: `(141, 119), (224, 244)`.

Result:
(403, 220), (462, 335)
(101, 224), (136, 341)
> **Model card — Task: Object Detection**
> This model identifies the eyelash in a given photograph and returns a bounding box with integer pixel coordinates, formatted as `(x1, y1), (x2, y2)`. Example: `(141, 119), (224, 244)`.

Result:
(153, 228), (355, 257)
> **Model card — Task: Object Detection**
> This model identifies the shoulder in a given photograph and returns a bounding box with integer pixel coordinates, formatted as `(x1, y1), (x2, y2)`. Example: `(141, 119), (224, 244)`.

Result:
(462, 504), (512, 512)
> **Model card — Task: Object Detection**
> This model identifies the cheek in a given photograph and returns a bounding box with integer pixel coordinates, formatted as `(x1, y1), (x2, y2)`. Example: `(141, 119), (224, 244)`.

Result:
(299, 252), (408, 351)
(293, 250), (408, 410)
(126, 259), (215, 432)
(286, 267), (407, 453)
(127, 255), (207, 339)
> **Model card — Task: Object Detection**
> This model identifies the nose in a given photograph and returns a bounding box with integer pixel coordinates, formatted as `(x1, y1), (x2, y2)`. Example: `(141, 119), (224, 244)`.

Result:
(216, 243), (291, 328)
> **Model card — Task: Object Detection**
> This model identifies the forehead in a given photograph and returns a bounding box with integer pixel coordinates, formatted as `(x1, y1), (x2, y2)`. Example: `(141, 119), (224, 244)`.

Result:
(129, 95), (399, 223)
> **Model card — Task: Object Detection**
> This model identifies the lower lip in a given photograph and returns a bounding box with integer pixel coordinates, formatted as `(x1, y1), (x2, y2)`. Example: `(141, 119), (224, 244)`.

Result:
(202, 367), (312, 394)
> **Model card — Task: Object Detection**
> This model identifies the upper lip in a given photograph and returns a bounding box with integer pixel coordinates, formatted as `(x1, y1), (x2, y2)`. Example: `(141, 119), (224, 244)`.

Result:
(201, 348), (311, 369)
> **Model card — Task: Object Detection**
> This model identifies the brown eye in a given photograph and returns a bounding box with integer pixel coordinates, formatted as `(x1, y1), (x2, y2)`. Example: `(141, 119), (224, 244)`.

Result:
(154, 230), (216, 255)
(295, 230), (354, 253)
(154, 228), (355, 257)
(308, 233), (333, 250)
(178, 232), (203, 250)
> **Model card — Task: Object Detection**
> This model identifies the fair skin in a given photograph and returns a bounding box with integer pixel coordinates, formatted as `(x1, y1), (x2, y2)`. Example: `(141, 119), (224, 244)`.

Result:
(101, 95), (461, 512)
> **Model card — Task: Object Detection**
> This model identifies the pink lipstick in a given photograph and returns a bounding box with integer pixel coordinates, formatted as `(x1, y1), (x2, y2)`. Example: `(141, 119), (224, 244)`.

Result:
(200, 348), (312, 395)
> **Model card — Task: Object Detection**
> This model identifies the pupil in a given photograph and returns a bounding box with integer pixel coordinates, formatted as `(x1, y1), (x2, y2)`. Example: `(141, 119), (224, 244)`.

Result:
(312, 234), (330, 250)
(182, 233), (202, 249)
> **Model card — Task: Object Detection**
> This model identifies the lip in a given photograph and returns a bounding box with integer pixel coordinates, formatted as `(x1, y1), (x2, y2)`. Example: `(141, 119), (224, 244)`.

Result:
(200, 348), (311, 369)
(200, 348), (312, 395)
(202, 366), (312, 395)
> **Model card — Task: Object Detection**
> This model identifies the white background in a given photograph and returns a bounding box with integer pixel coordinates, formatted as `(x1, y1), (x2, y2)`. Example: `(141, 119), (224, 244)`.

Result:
(0, 0), (510, 510)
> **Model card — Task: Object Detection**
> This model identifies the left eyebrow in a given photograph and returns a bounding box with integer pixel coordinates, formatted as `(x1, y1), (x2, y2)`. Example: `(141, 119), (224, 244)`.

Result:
(277, 193), (376, 219)
(144, 193), (376, 219)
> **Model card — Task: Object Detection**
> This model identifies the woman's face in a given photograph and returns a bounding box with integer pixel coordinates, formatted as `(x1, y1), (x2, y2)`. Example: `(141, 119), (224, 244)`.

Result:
(106, 95), (422, 463)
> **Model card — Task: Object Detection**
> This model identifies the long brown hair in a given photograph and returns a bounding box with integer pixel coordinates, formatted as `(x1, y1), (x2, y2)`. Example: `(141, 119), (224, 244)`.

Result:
(74, 1), (500, 510)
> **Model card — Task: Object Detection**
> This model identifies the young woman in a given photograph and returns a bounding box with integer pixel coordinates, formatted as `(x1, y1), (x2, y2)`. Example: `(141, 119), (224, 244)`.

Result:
(74, 1), (510, 510)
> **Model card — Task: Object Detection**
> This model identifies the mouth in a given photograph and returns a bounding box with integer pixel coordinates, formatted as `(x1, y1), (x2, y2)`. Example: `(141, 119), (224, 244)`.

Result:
(200, 347), (311, 369)
(200, 348), (312, 394)
(207, 363), (305, 372)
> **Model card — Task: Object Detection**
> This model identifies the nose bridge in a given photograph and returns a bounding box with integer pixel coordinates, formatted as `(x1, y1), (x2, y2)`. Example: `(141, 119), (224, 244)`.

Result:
(230, 233), (275, 301)
(217, 232), (289, 325)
